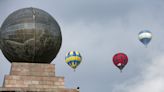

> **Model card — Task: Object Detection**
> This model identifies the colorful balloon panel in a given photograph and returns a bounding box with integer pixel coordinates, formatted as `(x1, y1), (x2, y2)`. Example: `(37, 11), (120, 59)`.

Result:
(65, 51), (82, 69)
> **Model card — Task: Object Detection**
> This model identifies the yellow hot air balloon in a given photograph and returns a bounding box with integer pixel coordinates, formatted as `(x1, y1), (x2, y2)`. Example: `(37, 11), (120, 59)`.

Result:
(65, 51), (82, 71)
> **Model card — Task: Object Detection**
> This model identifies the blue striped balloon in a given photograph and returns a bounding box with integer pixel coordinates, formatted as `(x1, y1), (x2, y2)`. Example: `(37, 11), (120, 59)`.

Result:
(65, 51), (82, 70)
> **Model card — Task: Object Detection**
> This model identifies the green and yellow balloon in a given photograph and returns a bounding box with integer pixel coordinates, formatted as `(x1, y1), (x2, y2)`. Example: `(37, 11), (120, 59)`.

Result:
(65, 51), (82, 71)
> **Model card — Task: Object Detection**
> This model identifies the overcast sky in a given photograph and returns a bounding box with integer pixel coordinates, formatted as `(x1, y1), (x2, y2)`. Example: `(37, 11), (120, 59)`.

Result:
(0, 0), (164, 92)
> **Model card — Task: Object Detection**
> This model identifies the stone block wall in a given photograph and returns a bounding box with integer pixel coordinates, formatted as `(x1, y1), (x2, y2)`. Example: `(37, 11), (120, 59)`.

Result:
(0, 63), (78, 92)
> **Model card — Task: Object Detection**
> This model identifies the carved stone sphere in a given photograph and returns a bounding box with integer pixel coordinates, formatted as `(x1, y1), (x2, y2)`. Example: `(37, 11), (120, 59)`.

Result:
(0, 7), (62, 63)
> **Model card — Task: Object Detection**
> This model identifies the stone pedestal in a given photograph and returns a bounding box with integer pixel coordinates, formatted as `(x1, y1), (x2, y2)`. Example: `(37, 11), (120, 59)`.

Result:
(0, 63), (78, 92)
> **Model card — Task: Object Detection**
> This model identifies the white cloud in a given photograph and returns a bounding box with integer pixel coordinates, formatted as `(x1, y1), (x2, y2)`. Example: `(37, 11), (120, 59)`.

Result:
(113, 54), (164, 92)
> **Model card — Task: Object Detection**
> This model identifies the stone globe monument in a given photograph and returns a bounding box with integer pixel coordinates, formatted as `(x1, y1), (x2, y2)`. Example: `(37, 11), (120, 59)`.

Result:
(0, 8), (78, 92)
(0, 7), (62, 63)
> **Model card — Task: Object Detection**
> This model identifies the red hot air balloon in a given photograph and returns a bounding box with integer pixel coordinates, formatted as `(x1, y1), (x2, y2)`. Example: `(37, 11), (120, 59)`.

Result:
(113, 53), (128, 72)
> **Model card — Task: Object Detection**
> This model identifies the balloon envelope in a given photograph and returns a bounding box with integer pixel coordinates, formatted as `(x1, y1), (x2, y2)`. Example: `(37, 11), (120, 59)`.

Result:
(113, 53), (128, 71)
(65, 51), (82, 70)
(138, 30), (152, 46)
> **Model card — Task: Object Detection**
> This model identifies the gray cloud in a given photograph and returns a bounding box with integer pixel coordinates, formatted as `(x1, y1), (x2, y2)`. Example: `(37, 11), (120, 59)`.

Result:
(0, 0), (164, 92)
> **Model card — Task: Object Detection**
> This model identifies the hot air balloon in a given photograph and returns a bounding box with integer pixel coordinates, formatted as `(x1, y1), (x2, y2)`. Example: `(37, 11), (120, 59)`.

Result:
(113, 53), (128, 72)
(138, 30), (152, 47)
(65, 51), (82, 71)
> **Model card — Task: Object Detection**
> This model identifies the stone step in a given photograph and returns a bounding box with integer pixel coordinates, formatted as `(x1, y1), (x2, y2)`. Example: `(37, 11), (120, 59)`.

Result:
(4, 75), (64, 88)
(4, 75), (63, 81)
(10, 63), (55, 76)
(0, 87), (78, 92)
(10, 71), (55, 76)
